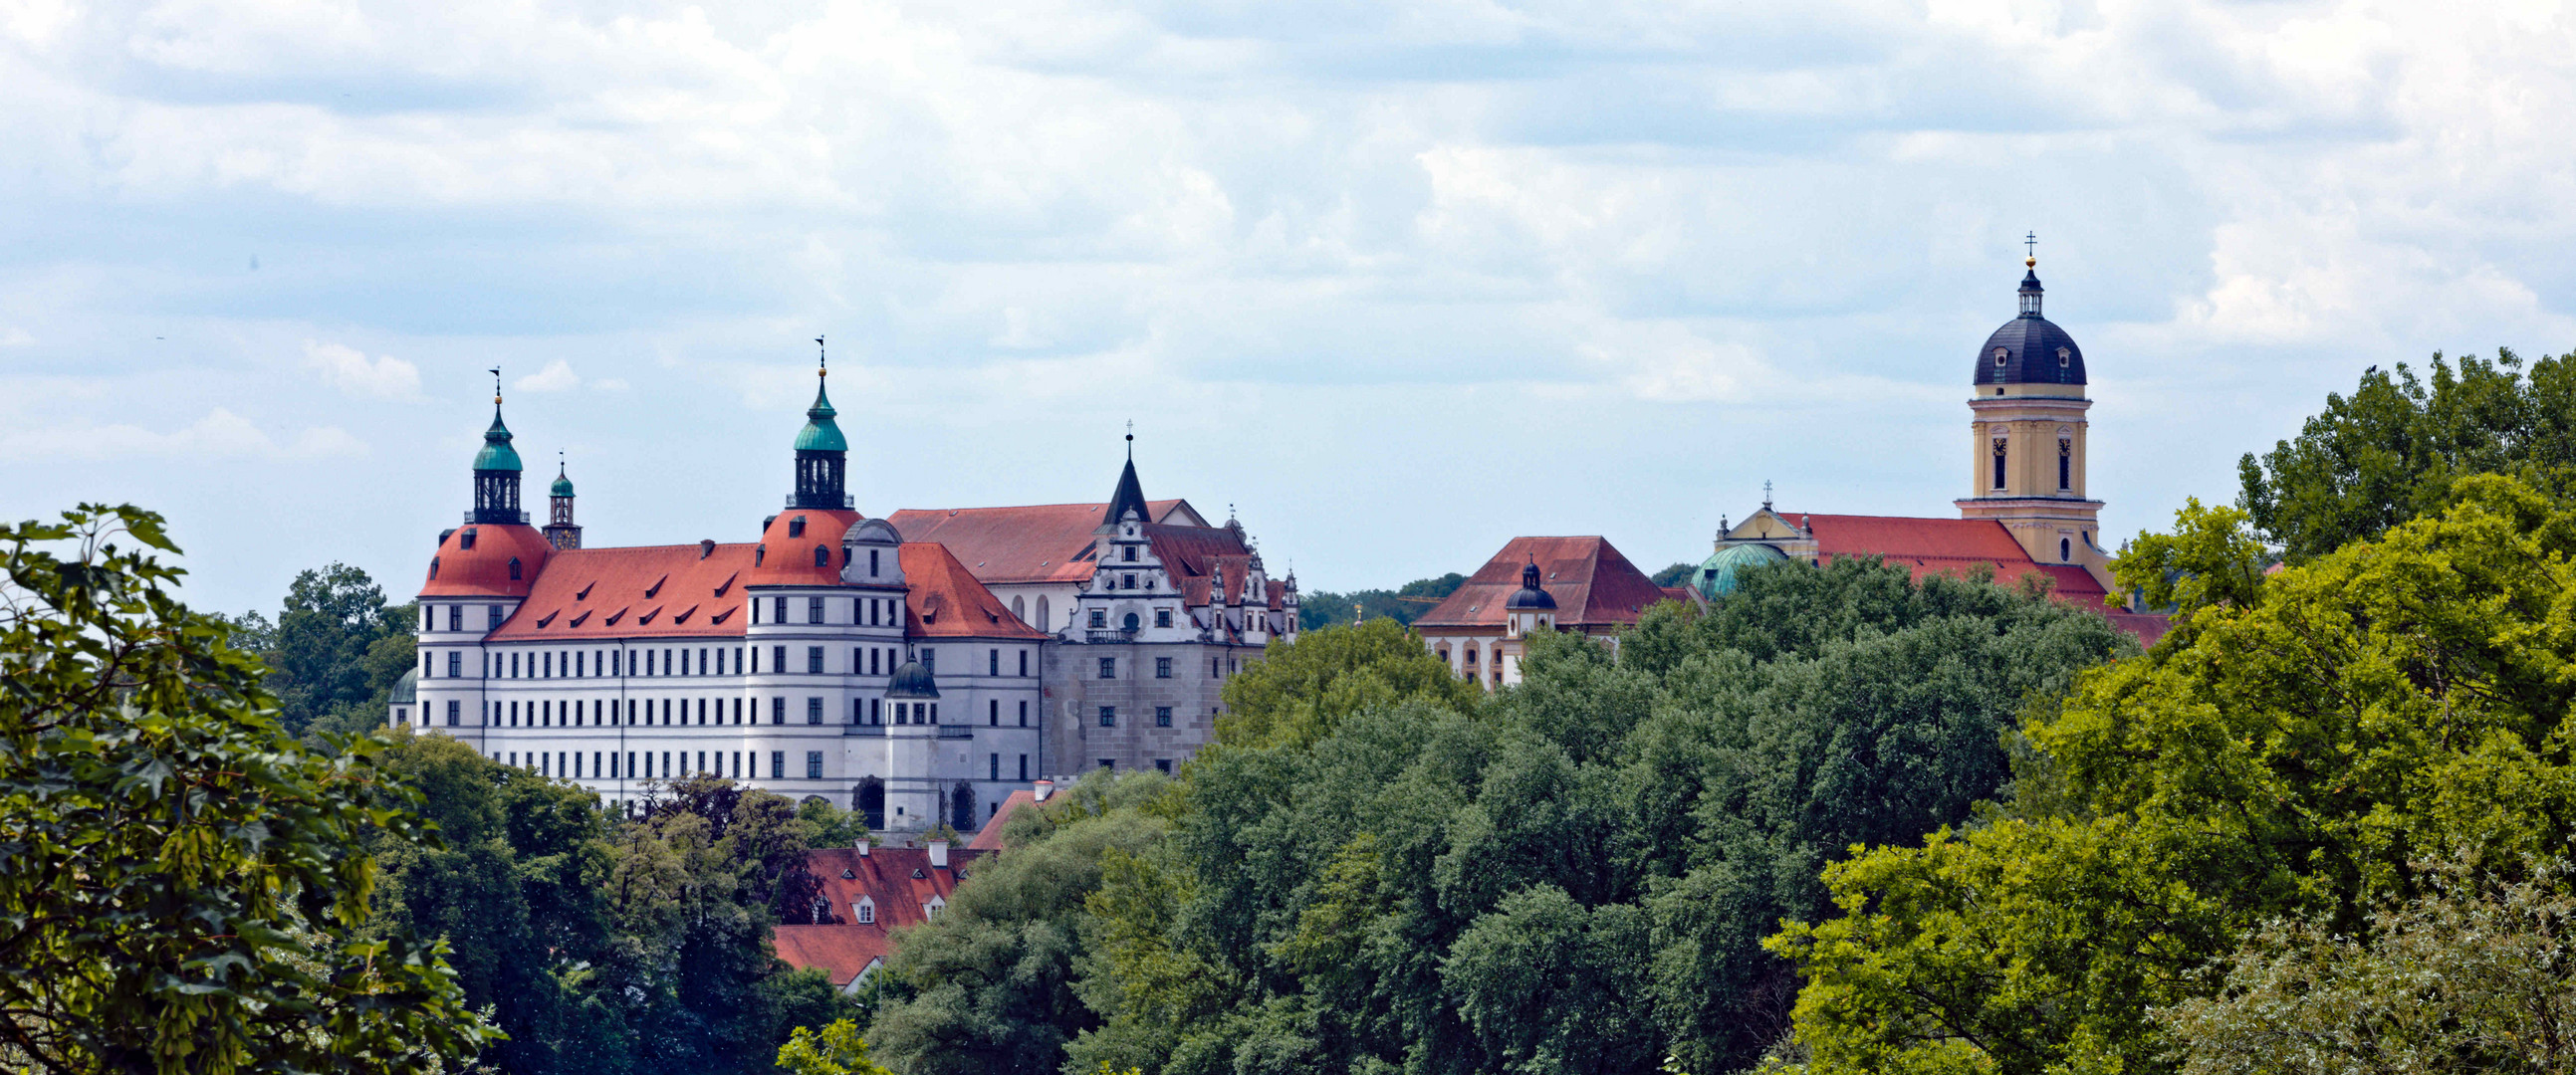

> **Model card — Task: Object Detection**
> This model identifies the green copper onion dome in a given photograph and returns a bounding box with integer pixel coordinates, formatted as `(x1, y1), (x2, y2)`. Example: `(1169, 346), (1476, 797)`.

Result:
(794, 378), (847, 453)
(1692, 542), (1788, 600)
(473, 406), (523, 472)
(550, 464), (575, 498)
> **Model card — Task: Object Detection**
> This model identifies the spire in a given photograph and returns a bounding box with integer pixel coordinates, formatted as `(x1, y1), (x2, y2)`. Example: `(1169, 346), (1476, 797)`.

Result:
(1102, 431), (1149, 529)
(550, 452), (574, 498)
(544, 451), (583, 549)
(789, 336), (851, 510)
(469, 368), (527, 525)
(2018, 234), (2043, 318)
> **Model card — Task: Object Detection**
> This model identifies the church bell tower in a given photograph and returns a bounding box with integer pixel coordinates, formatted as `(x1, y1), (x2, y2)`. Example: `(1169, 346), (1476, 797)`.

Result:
(1955, 242), (2112, 590)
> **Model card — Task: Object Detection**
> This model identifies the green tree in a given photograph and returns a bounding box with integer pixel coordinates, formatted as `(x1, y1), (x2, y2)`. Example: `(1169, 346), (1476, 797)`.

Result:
(779, 1018), (893, 1075)
(268, 562), (395, 734)
(1214, 617), (1482, 751)
(2238, 350), (2576, 562)
(1650, 561), (1695, 587)
(1770, 475), (2576, 1075)
(2159, 853), (2576, 1075)
(0, 505), (490, 1073)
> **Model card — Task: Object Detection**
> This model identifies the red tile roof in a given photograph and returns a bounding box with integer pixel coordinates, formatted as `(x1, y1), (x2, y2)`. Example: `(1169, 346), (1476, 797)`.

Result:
(745, 510), (864, 588)
(1796, 514), (2109, 602)
(898, 542), (1048, 639)
(1415, 537), (1675, 631)
(967, 789), (1040, 851)
(420, 524), (555, 598)
(487, 540), (754, 640)
(774, 844), (993, 986)
(770, 926), (892, 989)
(885, 501), (1189, 585)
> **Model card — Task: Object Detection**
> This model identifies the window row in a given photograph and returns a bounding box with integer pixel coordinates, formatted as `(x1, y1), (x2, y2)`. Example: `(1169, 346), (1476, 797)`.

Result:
(1094, 706), (1179, 728)
(420, 643), (1037, 682)
(753, 594), (903, 627)
(496, 748), (820, 782)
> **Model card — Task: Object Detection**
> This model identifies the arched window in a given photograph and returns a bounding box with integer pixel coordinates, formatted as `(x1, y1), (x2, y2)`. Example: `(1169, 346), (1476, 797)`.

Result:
(814, 545), (828, 567)
(1012, 595), (1026, 622)
(2060, 537), (2071, 561)
(2058, 436), (2072, 490)
(2057, 346), (2071, 369)
(1992, 346), (2008, 368)
(951, 782), (978, 831)
(1123, 611), (1140, 631)
(1991, 438), (2008, 490)
(507, 557), (522, 580)
(854, 778), (885, 829)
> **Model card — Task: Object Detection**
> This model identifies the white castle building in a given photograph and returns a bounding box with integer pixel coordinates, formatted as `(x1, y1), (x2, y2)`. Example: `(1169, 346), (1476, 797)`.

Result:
(397, 361), (1296, 830)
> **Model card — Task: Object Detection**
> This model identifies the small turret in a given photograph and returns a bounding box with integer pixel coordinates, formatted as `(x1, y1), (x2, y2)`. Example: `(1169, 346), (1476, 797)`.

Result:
(470, 369), (527, 525)
(790, 337), (852, 510)
(543, 453), (583, 550)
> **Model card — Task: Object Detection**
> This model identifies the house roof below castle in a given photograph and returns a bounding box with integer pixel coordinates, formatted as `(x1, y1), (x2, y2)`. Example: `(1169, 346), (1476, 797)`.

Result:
(1415, 537), (1680, 633)
(886, 500), (1202, 585)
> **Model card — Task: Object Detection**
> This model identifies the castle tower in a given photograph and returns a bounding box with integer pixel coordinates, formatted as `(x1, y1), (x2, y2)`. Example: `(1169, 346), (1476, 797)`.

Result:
(790, 339), (851, 510)
(543, 455), (582, 550)
(1955, 249), (2111, 589)
(471, 372), (526, 525)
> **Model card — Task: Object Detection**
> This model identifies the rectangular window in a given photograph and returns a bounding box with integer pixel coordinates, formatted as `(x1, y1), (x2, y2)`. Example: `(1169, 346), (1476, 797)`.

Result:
(734, 647), (743, 675)
(923, 649), (936, 673)
(574, 753), (583, 778)
(771, 752), (785, 779)
(1155, 657), (1172, 679)
(1098, 758), (1115, 770)
(445, 700), (460, 727)
(1019, 754), (1029, 780)
(543, 652), (551, 678)
(871, 698), (881, 723)
(989, 700), (999, 726)
(1019, 700), (1028, 727)
(447, 651), (461, 677)
(774, 597), (788, 623)
(807, 697), (822, 725)
(808, 646), (824, 674)
(448, 605), (463, 631)
(1155, 758), (1172, 773)
(510, 652), (520, 678)
(1155, 706), (1172, 727)
(1098, 706), (1116, 728)
(772, 697), (786, 725)
(541, 752), (550, 777)
(773, 646), (787, 675)
(809, 596), (824, 623)
(869, 548), (880, 576)
(989, 649), (999, 676)
(870, 649), (880, 676)
(1098, 657), (1116, 680)
(1155, 609), (1172, 628)
(1019, 650), (1028, 677)
(1089, 609), (1107, 628)
(488, 604), (503, 629)
(989, 753), (999, 780)
(806, 752), (823, 779)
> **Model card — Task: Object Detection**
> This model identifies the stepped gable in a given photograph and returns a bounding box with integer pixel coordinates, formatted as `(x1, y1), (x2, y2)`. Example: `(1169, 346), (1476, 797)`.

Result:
(745, 509), (865, 586)
(421, 523), (555, 598)
(485, 542), (758, 640)
(1416, 537), (1674, 632)
(886, 500), (1191, 585)
(897, 542), (1048, 639)
(1798, 513), (2109, 602)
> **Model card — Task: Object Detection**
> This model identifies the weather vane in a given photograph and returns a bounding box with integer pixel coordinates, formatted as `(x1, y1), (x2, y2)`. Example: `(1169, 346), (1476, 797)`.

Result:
(490, 367), (502, 404)
(816, 334), (826, 376)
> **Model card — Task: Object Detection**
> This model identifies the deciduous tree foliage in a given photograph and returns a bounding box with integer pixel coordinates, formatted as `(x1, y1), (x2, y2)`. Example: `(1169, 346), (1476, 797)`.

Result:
(884, 572), (2129, 1075)
(0, 505), (491, 1074)
(1770, 475), (2576, 1075)
(2238, 349), (2576, 562)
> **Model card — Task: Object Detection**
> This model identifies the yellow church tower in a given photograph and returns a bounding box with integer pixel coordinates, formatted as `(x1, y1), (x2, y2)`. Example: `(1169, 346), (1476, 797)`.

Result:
(1955, 246), (2113, 591)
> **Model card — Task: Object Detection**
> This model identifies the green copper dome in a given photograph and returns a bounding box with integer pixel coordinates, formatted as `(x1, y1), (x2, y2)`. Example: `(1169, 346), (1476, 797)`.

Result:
(887, 654), (939, 700)
(794, 380), (847, 453)
(472, 408), (523, 472)
(550, 468), (575, 497)
(1692, 542), (1788, 599)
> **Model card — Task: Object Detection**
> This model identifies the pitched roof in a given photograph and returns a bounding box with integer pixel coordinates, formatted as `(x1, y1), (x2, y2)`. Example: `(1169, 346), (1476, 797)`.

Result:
(898, 542), (1048, 639)
(770, 926), (891, 989)
(885, 501), (1190, 585)
(967, 789), (1040, 851)
(485, 540), (755, 640)
(773, 843), (994, 987)
(1796, 514), (2109, 602)
(1415, 537), (1674, 631)
(1103, 459), (1149, 528)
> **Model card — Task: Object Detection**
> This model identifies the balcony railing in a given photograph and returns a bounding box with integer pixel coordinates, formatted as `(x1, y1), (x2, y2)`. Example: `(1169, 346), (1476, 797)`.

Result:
(937, 725), (973, 739)
(1085, 629), (1137, 644)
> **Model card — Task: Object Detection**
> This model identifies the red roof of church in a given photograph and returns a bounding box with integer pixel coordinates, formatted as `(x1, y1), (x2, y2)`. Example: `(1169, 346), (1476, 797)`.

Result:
(1415, 537), (1675, 632)
(420, 523), (555, 598)
(1796, 513), (2110, 603)
(886, 501), (1192, 585)
(899, 542), (1048, 639)
(773, 843), (994, 987)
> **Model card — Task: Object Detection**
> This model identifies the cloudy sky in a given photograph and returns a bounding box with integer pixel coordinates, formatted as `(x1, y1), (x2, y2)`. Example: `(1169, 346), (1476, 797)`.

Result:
(5, 0), (2572, 615)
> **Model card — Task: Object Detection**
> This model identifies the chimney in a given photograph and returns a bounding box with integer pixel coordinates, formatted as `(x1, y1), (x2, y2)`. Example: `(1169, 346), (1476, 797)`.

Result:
(928, 839), (950, 869)
(700, 538), (716, 558)
(855, 838), (869, 857)
(1033, 779), (1054, 802)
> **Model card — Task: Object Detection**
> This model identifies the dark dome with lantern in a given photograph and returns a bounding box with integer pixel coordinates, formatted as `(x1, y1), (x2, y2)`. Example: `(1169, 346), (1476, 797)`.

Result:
(1503, 560), (1557, 610)
(887, 654), (941, 700)
(1974, 263), (2085, 388)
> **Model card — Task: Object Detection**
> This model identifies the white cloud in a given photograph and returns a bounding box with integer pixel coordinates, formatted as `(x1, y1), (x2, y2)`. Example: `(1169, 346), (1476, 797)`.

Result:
(0, 327), (31, 346)
(514, 359), (581, 392)
(301, 340), (420, 399)
(0, 408), (364, 462)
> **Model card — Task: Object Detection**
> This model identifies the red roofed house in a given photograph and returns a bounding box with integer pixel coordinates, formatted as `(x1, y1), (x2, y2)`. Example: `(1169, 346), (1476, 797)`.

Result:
(1414, 537), (1692, 690)
(772, 839), (990, 994)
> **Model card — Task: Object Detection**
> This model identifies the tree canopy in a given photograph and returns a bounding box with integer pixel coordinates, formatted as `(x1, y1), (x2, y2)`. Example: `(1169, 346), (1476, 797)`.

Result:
(0, 505), (490, 1073)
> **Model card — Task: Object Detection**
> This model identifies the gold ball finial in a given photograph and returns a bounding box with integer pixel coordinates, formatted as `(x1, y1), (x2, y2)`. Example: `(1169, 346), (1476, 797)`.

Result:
(2025, 256), (2036, 268)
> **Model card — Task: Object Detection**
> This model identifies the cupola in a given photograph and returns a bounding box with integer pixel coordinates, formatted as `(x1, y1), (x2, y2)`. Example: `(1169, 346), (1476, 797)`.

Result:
(887, 653), (940, 700)
(1974, 255), (2085, 391)
(790, 337), (851, 510)
(469, 371), (528, 525)
(1504, 560), (1556, 611)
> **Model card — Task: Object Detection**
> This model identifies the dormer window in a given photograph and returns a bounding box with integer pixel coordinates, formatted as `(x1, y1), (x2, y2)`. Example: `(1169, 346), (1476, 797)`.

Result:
(788, 517), (807, 538)
(507, 557), (523, 581)
(429, 557), (440, 580)
(813, 546), (828, 567)
(855, 897), (875, 924)
(459, 529), (478, 550)
(1993, 347), (2007, 367)
(2057, 346), (2071, 368)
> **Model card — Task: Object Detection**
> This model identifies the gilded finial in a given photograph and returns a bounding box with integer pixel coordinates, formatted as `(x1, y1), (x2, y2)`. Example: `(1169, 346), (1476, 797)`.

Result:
(816, 335), (826, 378)
(490, 366), (503, 405)
(2023, 231), (2037, 268)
